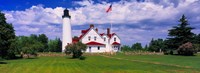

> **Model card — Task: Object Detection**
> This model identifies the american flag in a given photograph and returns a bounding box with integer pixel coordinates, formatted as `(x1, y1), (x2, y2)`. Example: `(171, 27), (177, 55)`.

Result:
(106, 4), (112, 13)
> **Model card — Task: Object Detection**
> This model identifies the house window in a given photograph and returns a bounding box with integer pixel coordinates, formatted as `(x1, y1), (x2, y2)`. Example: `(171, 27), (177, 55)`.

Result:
(97, 46), (100, 50)
(88, 36), (91, 41)
(94, 36), (97, 41)
(104, 37), (106, 41)
(114, 37), (116, 42)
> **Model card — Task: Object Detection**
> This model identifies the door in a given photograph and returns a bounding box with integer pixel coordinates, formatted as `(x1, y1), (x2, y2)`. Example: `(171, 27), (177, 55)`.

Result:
(89, 47), (91, 53)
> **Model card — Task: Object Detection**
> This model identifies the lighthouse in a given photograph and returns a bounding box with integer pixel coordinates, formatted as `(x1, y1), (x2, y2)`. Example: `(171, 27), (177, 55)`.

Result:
(62, 9), (72, 52)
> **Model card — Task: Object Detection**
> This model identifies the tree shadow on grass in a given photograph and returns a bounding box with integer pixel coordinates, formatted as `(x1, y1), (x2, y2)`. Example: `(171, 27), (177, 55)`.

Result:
(24, 57), (39, 60)
(66, 56), (86, 60)
(170, 54), (197, 56)
(66, 57), (75, 59)
(0, 62), (7, 64)
(28, 57), (38, 59)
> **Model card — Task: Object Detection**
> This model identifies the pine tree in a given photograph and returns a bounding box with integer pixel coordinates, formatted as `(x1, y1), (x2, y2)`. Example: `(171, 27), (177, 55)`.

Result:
(144, 44), (148, 51)
(57, 38), (62, 52)
(0, 11), (15, 59)
(167, 15), (195, 50)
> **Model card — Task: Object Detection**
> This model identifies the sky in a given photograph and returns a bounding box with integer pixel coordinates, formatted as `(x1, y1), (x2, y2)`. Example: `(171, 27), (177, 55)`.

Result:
(1, 0), (200, 46)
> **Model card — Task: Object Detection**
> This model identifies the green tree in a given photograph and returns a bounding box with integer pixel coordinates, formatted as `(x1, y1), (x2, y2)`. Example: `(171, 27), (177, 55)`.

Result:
(144, 44), (148, 51)
(193, 34), (200, 44)
(21, 36), (44, 58)
(121, 45), (132, 52)
(57, 38), (62, 52)
(0, 11), (15, 59)
(167, 15), (195, 50)
(48, 38), (62, 52)
(30, 34), (38, 40)
(148, 38), (166, 52)
(131, 43), (143, 50)
(11, 36), (44, 58)
(9, 37), (22, 57)
(38, 34), (48, 52)
(65, 42), (87, 58)
(177, 42), (197, 56)
(193, 34), (200, 52)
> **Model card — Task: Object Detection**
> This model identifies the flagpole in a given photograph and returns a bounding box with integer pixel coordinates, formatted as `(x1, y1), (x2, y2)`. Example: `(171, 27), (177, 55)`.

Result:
(110, 18), (113, 54)
(106, 3), (113, 54)
(110, 5), (113, 54)
(110, 13), (112, 35)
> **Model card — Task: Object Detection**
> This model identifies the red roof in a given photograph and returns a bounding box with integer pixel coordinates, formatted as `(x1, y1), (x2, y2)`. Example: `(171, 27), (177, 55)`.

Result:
(112, 42), (120, 45)
(107, 33), (115, 38)
(72, 38), (79, 43)
(100, 33), (105, 36)
(78, 25), (116, 40)
(79, 28), (90, 39)
(86, 41), (105, 45)
(100, 33), (115, 38)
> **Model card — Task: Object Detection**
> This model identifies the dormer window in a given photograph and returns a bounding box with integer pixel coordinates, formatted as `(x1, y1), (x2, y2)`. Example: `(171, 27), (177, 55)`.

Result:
(104, 37), (106, 41)
(94, 36), (97, 41)
(88, 36), (91, 41)
(114, 37), (116, 42)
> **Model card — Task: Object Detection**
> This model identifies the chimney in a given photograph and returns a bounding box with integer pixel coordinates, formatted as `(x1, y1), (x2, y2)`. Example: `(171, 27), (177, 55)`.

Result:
(107, 28), (110, 35)
(95, 28), (98, 32)
(90, 24), (94, 28)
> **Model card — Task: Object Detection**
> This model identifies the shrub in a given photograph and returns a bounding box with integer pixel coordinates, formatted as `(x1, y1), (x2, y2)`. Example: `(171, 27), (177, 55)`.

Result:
(65, 42), (87, 58)
(177, 42), (197, 56)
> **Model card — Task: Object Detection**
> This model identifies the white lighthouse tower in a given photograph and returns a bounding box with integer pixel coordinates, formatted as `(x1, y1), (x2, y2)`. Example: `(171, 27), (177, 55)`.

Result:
(62, 9), (72, 52)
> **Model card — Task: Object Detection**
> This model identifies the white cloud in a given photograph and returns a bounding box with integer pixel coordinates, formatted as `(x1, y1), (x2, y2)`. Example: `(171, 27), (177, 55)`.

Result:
(4, 0), (200, 25)
(17, 26), (39, 32)
(2, 0), (200, 45)
(69, 0), (200, 25)
(4, 5), (64, 25)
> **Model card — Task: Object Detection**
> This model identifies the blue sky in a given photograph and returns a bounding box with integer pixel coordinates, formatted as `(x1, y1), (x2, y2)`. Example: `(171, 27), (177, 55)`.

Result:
(1, 0), (200, 46)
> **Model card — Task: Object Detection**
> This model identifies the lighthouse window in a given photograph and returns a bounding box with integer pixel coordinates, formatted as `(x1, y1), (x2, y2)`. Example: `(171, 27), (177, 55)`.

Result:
(94, 36), (97, 41)
(114, 37), (116, 42)
(88, 36), (91, 41)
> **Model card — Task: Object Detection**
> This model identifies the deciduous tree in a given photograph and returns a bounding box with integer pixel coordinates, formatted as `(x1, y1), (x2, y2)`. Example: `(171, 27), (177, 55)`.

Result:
(131, 43), (143, 50)
(48, 38), (62, 52)
(121, 45), (132, 52)
(38, 34), (48, 52)
(0, 11), (15, 59)
(65, 42), (87, 58)
(177, 42), (197, 56)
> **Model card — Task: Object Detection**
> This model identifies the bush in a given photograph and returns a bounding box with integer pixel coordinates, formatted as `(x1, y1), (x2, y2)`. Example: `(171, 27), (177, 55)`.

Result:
(177, 42), (197, 56)
(79, 56), (86, 60)
(65, 42), (87, 58)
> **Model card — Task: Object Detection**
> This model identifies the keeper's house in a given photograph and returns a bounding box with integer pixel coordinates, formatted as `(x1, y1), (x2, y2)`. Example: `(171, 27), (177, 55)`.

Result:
(73, 24), (121, 53)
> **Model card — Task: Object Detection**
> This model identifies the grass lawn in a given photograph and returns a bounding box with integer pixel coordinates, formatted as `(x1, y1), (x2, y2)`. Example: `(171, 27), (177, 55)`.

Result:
(0, 53), (200, 73)
(112, 53), (200, 69)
